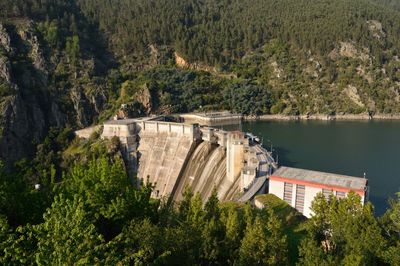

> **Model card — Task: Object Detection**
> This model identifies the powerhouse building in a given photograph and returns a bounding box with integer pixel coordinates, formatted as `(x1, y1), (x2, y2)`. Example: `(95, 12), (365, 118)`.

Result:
(269, 167), (369, 218)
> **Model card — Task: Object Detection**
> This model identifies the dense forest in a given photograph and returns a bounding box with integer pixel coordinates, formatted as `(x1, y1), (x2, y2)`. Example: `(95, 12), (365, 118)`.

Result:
(0, 136), (399, 265)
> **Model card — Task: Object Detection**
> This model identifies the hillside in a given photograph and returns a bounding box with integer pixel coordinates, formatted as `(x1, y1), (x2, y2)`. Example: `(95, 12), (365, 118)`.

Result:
(1, 0), (400, 164)
(75, 0), (400, 114)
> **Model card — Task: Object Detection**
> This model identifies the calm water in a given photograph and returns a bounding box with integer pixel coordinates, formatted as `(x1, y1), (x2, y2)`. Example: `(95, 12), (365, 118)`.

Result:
(225, 120), (400, 215)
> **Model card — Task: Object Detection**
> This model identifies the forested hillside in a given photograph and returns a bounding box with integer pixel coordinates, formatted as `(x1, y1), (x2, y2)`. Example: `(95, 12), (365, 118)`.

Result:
(2, 0), (400, 164)
(75, 0), (400, 115)
(77, 0), (400, 64)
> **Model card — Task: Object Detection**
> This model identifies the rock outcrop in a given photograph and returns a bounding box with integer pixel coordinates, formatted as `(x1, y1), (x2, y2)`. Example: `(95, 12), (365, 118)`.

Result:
(174, 52), (217, 72)
(0, 22), (109, 166)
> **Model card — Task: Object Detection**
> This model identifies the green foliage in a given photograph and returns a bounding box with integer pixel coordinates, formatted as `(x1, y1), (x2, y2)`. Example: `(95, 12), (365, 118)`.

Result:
(0, 79), (16, 97)
(238, 212), (288, 265)
(1, 0), (400, 264)
(38, 20), (60, 48)
(0, 222), (38, 265)
(35, 195), (104, 265)
(74, 0), (400, 66)
(105, 219), (171, 265)
(380, 192), (400, 265)
(1, 152), (400, 264)
(66, 35), (80, 66)
(224, 82), (272, 115)
(298, 192), (388, 265)
(0, 160), (53, 227)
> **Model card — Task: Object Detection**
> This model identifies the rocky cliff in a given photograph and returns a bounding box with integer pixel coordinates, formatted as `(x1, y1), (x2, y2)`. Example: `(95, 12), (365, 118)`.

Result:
(0, 21), (109, 166)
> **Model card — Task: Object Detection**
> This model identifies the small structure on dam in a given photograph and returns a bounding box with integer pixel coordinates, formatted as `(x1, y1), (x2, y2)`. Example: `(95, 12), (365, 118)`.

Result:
(101, 117), (274, 202)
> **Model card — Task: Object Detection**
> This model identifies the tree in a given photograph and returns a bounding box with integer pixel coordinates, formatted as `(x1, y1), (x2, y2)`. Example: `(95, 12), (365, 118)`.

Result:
(0, 218), (38, 265)
(298, 192), (387, 265)
(60, 156), (158, 240)
(105, 219), (170, 265)
(66, 35), (80, 66)
(381, 192), (400, 265)
(35, 195), (104, 265)
(238, 212), (288, 265)
(222, 206), (244, 263)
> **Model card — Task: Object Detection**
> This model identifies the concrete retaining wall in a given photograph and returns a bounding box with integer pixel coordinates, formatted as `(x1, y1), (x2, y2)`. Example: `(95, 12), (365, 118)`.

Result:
(75, 125), (101, 139)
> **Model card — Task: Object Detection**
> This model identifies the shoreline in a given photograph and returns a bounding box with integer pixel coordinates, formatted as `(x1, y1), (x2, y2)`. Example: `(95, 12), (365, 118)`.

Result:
(244, 114), (400, 121)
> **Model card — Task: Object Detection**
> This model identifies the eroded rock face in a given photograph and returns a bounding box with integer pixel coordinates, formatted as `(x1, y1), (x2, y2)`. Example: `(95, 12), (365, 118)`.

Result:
(0, 92), (47, 164)
(174, 52), (216, 72)
(343, 85), (364, 107)
(70, 86), (102, 128)
(329, 42), (370, 62)
(0, 25), (47, 164)
(0, 55), (12, 83)
(0, 24), (12, 53)
(367, 20), (386, 40)
(0, 22), (109, 166)
(136, 85), (153, 114)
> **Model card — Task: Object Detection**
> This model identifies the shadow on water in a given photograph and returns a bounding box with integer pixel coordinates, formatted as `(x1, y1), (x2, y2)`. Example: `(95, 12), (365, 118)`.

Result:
(370, 194), (390, 216)
(271, 146), (298, 168)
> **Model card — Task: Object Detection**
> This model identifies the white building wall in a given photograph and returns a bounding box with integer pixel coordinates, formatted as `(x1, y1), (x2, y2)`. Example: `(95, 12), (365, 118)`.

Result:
(269, 179), (285, 199)
(291, 184), (297, 207)
(303, 186), (322, 218)
(241, 171), (256, 190)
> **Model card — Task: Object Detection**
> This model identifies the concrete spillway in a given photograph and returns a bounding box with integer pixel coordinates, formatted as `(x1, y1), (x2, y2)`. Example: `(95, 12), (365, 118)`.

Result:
(137, 131), (194, 199)
(174, 142), (241, 202)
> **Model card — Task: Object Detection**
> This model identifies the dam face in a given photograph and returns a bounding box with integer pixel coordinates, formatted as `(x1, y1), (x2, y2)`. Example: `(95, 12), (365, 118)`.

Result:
(137, 126), (195, 199)
(174, 142), (241, 202)
(101, 119), (271, 203)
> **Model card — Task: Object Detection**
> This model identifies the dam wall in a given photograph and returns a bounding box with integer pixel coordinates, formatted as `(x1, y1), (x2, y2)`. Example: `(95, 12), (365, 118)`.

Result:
(137, 131), (196, 198)
(101, 118), (273, 202)
(173, 142), (241, 202)
(135, 121), (200, 198)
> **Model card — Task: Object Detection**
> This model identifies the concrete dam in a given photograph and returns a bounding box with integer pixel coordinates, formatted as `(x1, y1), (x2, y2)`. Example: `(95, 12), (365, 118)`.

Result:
(99, 118), (276, 203)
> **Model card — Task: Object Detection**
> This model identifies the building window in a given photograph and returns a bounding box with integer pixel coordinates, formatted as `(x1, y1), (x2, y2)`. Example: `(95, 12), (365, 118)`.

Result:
(322, 188), (333, 200)
(283, 182), (293, 204)
(295, 185), (305, 213)
(336, 191), (346, 199)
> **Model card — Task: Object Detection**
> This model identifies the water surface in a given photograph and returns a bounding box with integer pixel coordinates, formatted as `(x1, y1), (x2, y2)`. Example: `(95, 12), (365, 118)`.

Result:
(225, 120), (400, 215)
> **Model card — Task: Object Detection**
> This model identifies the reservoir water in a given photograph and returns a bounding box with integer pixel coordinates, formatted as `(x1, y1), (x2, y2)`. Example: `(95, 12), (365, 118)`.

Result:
(225, 120), (400, 215)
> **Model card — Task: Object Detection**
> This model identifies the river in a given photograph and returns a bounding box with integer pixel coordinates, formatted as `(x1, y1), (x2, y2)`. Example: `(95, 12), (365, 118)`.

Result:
(224, 120), (400, 215)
